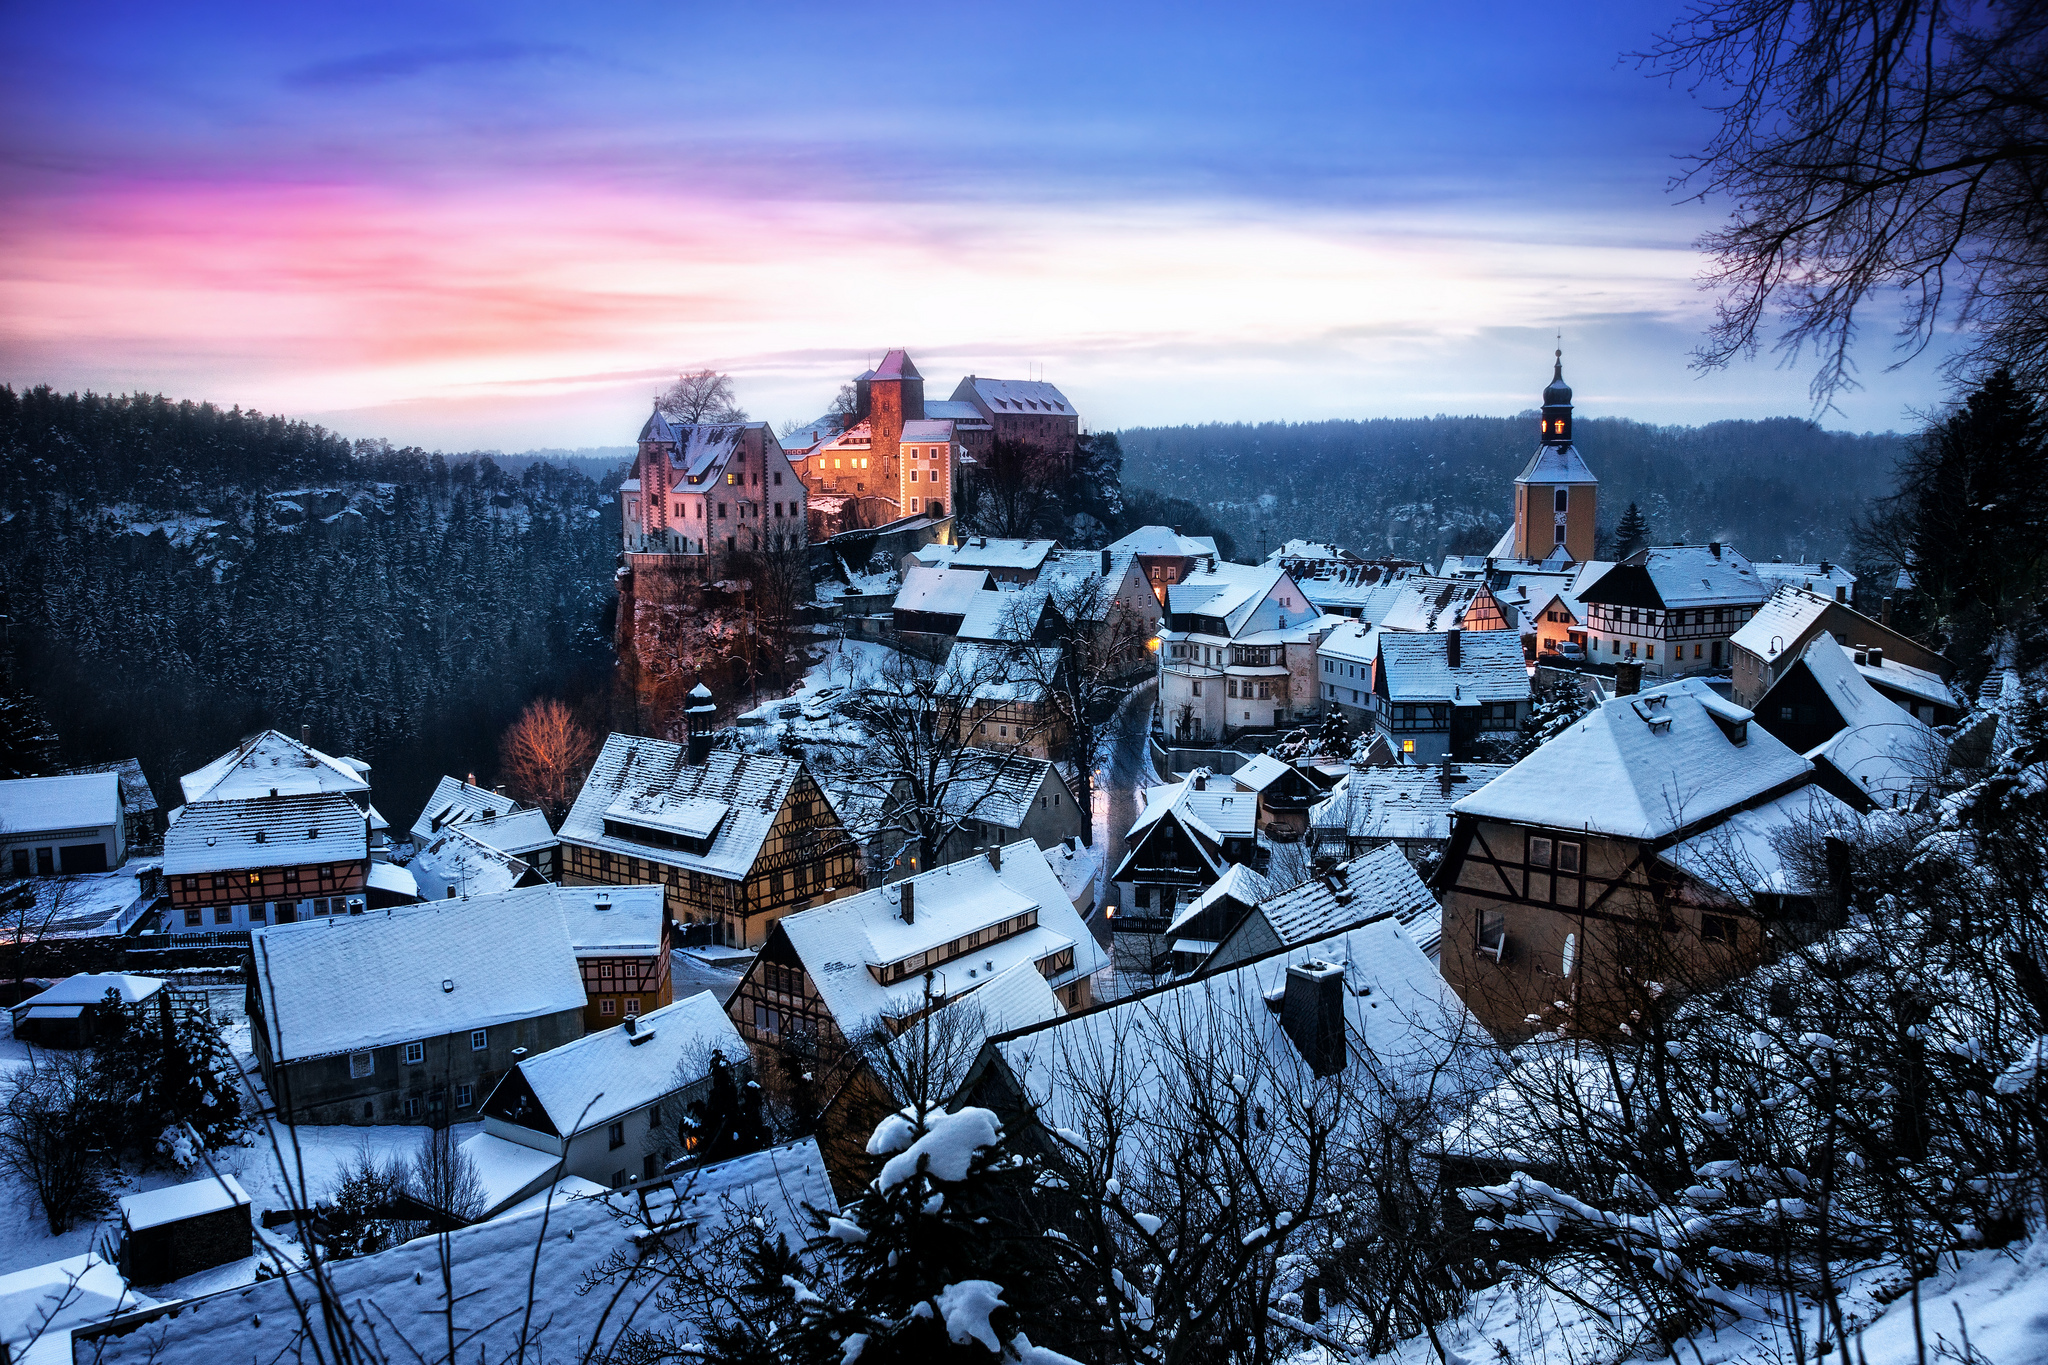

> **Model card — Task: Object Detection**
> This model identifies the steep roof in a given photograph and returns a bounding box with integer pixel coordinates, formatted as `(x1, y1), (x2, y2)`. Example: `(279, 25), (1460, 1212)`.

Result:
(179, 730), (370, 805)
(1377, 629), (1531, 704)
(955, 376), (1076, 415)
(1579, 544), (1766, 611)
(1451, 679), (1812, 841)
(0, 772), (121, 835)
(936, 749), (1066, 830)
(894, 565), (992, 619)
(163, 791), (367, 876)
(1754, 560), (1856, 596)
(871, 349), (921, 380)
(52, 759), (158, 817)
(408, 825), (531, 900)
(1657, 785), (1858, 894)
(1105, 525), (1217, 558)
(1858, 653), (1960, 710)
(776, 841), (1107, 1033)
(1515, 444), (1598, 484)
(1114, 774), (1259, 883)
(74, 1144), (836, 1365)
(1316, 619), (1381, 665)
(1246, 843), (1443, 956)
(1731, 584), (1836, 669)
(1311, 763), (1511, 845)
(252, 898), (587, 1062)
(410, 776), (554, 853)
(953, 586), (1046, 643)
(1797, 635), (1946, 804)
(1228, 752), (1297, 794)
(1374, 577), (1487, 632)
(937, 640), (1057, 700)
(560, 736), (803, 881)
(1167, 862), (1274, 934)
(507, 993), (745, 1137)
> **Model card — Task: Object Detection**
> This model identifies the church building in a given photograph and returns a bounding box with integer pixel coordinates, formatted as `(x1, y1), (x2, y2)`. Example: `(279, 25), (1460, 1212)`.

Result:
(1494, 352), (1599, 564)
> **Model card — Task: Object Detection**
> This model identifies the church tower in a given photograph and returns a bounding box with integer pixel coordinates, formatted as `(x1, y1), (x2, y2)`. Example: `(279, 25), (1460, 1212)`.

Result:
(1510, 350), (1598, 563)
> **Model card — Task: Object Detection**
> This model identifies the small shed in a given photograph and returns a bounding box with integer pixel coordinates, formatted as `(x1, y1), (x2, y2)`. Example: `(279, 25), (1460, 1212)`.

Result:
(9, 974), (165, 1049)
(118, 1175), (252, 1285)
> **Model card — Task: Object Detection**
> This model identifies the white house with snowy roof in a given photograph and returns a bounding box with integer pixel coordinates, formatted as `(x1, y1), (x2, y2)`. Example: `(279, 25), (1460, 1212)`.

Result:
(462, 992), (748, 1211)
(249, 896), (590, 1125)
(162, 788), (370, 933)
(1157, 562), (1328, 742)
(1438, 678), (1857, 1039)
(1308, 761), (1510, 864)
(0, 770), (126, 877)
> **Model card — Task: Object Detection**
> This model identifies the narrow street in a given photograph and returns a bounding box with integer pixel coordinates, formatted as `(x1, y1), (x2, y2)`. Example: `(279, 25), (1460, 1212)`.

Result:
(1090, 677), (1159, 934)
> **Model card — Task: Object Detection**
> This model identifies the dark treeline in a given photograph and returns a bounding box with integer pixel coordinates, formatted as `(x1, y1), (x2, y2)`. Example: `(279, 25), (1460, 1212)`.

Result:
(0, 386), (619, 828)
(1119, 413), (1906, 565)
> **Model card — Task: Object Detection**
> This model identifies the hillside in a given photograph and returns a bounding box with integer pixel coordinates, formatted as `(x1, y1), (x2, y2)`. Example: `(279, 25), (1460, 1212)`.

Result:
(0, 387), (620, 826)
(1118, 414), (1906, 566)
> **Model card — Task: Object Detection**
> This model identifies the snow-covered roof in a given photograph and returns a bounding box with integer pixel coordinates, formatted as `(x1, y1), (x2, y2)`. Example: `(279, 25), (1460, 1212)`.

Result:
(1731, 584), (1836, 668)
(0, 771), (121, 836)
(1451, 680), (1812, 841)
(1311, 763), (1512, 844)
(922, 399), (988, 424)
(365, 861), (418, 899)
(53, 758), (158, 817)
(1115, 775), (1260, 883)
(1250, 843), (1443, 955)
(1104, 525), (1217, 558)
(1266, 539), (1350, 564)
(1580, 544), (1766, 611)
(119, 1174), (248, 1232)
(1754, 559), (1856, 596)
(953, 586), (1044, 643)
(1373, 578), (1488, 633)
(937, 749), (1065, 831)
(9, 974), (163, 1026)
(1302, 578), (1411, 618)
(1315, 619), (1381, 664)
(408, 825), (531, 900)
(1228, 752), (1297, 794)
(76, 1143), (837, 1365)
(409, 777), (555, 853)
(0, 1254), (153, 1365)
(1377, 629), (1530, 704)
(162, 791), (367, 876)
(506, 993), (745, 1138)
(1656, 786), (1857, 895)
(948, 537), (1057, 572)
(898, 418), (954, 442)
(937, 640), (1057, 700)
(560, 736), (801, 881)
(776, 841), (1107, 1034)
(179, 730), (370, 805)
(1515, 444), (1599, 484)
(1797, 636), (1947, 804)
(780, 413), (849, 452)
(1045, 836), (1100, 914)
(251, 899), (587, 1063)
(987, 919), (1476, 1137)
(894, 565), (993, 619)
(457, 1132), (565, 1216)
(1168, 862), (1273, 935)
(651, 423), (760, 484)
(957, 376), (1076, 416)
(1858, 653), (1960, 710)
(1168, 562), (1281, 626)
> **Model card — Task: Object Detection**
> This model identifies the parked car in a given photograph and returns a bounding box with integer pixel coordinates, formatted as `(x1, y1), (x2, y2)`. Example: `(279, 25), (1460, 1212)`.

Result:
(1551, 641), (1587, 662)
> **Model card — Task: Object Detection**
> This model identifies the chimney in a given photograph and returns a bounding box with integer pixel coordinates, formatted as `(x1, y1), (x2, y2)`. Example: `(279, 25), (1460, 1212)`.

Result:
(900, 881), (915, 924)
(301, 724), (311, 745)
(1193, 772), (1207, 791)
(1867, 646), (1884, 669)
(1881, 595), (1894, 627)
(686, 682), (717, 765)
(1616, 661), (1643, 697)
(1446, 628), (1461, 669)
(623, 1014), (637, 1035)
(1102, 548), (1113, 575)
(1281, 960), (1346, 1077)
(1709, 541), (1722, 559)
(986, 843), (1002, 872)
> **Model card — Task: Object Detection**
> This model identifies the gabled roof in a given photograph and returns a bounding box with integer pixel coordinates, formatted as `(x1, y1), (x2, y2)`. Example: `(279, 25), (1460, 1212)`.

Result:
(1312, 763), (1511, 844)
(1316, 620), (1381, 665)
(11, 973), (163, 1019)
(1228, 752), (1298, 794)
(1858, 654), (1960, 710)
(409, 825), (532, 900)
(53, 758), (158, 817)
(937, 640), (1057, 701)
(410, 776), (554, 853)
(559, 736), (804, 881)
(1114, 774), (1259, 882)
(948, 537), (1057, 572)
(922, 399), (988, 424)
(893, 565), (992, 619)
(935, 749), (1065, 830)
(252, 899), (587, 1062)
(1515, 444), (1598, 484)
(163, 791), (367, 876)
(507, 993), (745, 1138)
(1578, 544), (1766, 611)
(1167, 862), (1273, 934)
(180, 730), (370, 805)
(1105, 525), (1217, 558)
(1374, 577), (1487, 632)
(955, 376), (1075, 415)
(775, 841), (1107, 1032)
(1244, 843), (1442, 956)
(779, 413), (849, 452)
(1377, 630), (1530, 704)
(1657, 785), (1858, 895)
(0, 771), (121, 835)
(1451, 679), (1812, 842)
(1731, 584), (1836, 668)
(1754, 560), (1856, 595)
(1795, 636), (1946, 805)
(953, 586), (1046, 643)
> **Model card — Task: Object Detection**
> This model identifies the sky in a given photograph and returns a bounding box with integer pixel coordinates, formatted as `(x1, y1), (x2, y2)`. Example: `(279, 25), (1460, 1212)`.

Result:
(0, 0), (1960, 450)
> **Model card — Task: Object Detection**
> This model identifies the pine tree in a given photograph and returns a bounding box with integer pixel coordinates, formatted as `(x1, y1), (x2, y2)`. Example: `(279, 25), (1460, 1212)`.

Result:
(0, 679), (60, 779)
(1614, 501), (1651, 559)
(1315, 707), (1349, 756)
(680, 1050), (770, 1167)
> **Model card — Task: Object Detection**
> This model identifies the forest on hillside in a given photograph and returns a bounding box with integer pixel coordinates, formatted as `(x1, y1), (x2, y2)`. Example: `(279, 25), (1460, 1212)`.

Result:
(0, 387), (622, 826)
(1118, 414), (1907, 567)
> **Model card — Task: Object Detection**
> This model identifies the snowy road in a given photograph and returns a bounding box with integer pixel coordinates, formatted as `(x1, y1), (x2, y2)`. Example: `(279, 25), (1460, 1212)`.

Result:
(1091, 678), (1158, 923)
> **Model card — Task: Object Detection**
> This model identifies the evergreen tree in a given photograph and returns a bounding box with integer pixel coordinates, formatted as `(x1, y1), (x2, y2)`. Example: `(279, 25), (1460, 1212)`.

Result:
(1613, 500), (1651, 558)
(1314, 706), (1350, 756)
(0, 678), (60, 779)
(680, 1050), (770, 1166)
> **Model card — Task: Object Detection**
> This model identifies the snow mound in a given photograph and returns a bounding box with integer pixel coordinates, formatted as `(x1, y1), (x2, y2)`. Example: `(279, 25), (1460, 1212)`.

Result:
(873, 1107), (1002, 1192)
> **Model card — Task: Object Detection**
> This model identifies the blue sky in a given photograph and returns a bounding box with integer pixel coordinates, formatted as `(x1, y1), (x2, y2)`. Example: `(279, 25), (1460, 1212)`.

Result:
(0, 1), (1956, 447)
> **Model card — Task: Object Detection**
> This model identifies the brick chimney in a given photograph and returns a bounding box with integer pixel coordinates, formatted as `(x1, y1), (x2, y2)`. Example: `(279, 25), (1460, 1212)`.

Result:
(900, 880), (915, 925)
(1446, 628), (1461, 669)
(1881, 595), (1894, 627)
(1281, 960), (1346, 1077)
(1616, 661), (1643, 697)
(986, 843), (1002, 872)
(1867, 646), (1884, 669)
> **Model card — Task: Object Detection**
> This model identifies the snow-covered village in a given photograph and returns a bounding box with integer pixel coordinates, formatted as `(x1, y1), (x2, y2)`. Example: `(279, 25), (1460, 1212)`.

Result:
(6, 4), (2048, 1365)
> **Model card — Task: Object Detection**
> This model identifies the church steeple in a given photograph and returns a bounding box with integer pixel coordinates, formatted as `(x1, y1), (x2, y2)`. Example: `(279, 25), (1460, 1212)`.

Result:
(1540, 349), (1573, 447)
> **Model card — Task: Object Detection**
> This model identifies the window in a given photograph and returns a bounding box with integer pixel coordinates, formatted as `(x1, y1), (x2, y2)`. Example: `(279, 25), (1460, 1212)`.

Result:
(608, 1120), (626, 1150)
(212, 874), (227, 887)
(319, 865), (333, 878)
(184, 907), (202, 927)
(349, 1052), (373, 1078)
(1479, 909), (1506, 950)
(470, 1029), (487, 1051)
(404, 1041), (425, 1065)
(675, 501), (684, 517)
(283, 869), (297, 883)
(625, 998), (640, 1016)
(251, 903), (266, 922)
(1556, 841), (1582, 874)
(214, 906), (233, 925)
(909, 469), (919, 481)
(643, 1153), (659, 1179)
(612, 1169), (629, 1188)
(601, 998), (616, 1015)
(1554, 522), (1567, 545)
(1528, 836), (1553, 868)
(774, 471), (782, 485)
(1701, 914), (1736, 944)
(456, 1084), (474, 1108)
(404, 1098), (420, 1118)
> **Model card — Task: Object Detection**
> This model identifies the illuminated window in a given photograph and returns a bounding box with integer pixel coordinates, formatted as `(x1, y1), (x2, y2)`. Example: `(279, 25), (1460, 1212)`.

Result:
(1402, 740), (1415, 753)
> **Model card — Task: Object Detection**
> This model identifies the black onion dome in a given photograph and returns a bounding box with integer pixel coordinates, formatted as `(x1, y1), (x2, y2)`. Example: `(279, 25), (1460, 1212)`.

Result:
(1543, 349), (1572, 406)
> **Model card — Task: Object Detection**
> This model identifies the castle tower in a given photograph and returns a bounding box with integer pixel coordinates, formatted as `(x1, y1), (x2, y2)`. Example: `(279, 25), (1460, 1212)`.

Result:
(858, 350), (924, 500)
(1511, 350), (1598, 562)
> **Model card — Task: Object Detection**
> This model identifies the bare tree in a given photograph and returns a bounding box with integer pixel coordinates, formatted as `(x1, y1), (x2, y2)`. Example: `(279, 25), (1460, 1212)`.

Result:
(498, 698), (598, 822)
(0, 1050), (111, 1234)
(960, 436), (1060, 538)
(656, 370), (747, 425)
(408, 1125), (486, 1227)
(1649, 1), (2048, 402)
